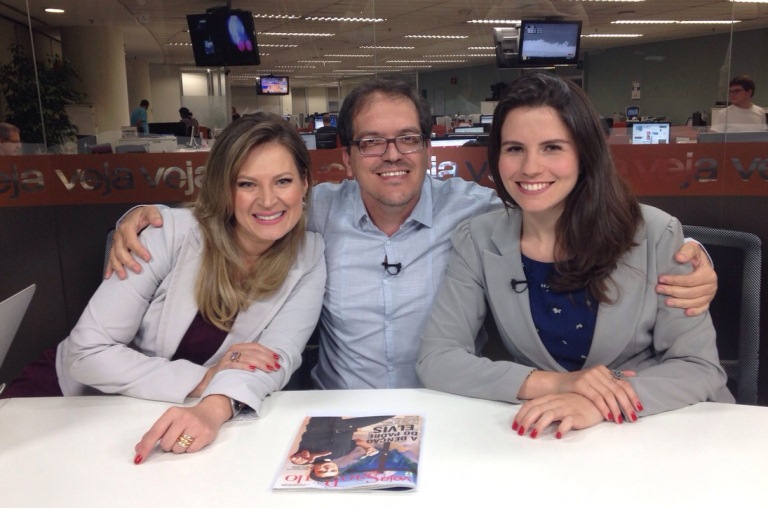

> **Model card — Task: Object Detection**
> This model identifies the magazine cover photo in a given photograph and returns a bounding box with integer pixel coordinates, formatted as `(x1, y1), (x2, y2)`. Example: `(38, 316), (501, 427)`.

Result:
(273, 415), (423, 491)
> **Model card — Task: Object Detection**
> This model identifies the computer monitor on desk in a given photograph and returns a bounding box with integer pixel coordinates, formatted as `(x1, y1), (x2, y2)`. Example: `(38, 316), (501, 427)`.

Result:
(300, 132), (317, 150)
(630, 122), (671, 144)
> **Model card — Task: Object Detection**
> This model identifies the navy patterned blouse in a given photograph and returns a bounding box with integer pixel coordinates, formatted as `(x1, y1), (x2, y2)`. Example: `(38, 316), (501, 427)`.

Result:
(521, 254), (598, 371)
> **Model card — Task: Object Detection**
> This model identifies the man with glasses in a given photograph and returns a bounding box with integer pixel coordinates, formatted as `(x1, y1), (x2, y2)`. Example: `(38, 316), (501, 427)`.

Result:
(710, 75), (767, 133)
(107, 79), (718, 390)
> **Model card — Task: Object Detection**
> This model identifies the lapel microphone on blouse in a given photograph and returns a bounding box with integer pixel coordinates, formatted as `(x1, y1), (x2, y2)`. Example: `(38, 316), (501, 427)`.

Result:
(510, 279), (528, 293)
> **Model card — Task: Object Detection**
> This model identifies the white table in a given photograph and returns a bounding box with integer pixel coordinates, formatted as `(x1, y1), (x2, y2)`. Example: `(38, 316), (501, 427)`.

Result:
(1, 389), (765, 507)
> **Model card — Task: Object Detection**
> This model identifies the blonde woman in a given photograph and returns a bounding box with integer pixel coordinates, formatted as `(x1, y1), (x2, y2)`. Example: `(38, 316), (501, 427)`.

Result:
(2, 113), (326, 463)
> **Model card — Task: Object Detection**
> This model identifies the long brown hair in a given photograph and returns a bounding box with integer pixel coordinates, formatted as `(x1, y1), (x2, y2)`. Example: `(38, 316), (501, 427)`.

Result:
(487, 72), (641, 302)
(193, 112), (312, 330)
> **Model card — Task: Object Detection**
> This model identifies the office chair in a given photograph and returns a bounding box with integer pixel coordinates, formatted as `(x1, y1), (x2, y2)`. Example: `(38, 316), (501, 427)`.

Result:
(89, 143), (113, 154)
(682, 225), (762, 405)
(316, 132), (338, 149)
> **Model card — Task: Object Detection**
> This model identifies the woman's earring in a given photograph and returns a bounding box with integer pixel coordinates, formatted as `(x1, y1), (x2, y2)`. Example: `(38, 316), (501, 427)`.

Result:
(302, 197), (307, 210)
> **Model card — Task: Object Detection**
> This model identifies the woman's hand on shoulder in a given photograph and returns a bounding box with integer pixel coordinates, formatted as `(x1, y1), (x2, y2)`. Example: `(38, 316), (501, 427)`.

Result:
(190, 343), (282, 397)
(512, 393), (605, 440)
(133, 394), (232, 464)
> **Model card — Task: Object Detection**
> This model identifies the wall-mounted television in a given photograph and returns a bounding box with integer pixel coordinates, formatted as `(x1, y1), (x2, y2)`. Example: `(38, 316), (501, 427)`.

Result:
(257, 75), (290, 95)
(187, 9), (260, 67)
(518, 20), (581, 67)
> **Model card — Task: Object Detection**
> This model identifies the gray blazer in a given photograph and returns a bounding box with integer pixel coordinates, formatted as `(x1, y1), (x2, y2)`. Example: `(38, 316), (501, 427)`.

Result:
(56, 208), (326, 415)
(417, 205), (733, 416)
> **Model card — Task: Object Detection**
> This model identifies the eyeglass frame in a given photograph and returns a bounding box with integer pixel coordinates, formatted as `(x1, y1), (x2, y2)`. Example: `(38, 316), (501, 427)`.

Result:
(351, 134), (426, 157)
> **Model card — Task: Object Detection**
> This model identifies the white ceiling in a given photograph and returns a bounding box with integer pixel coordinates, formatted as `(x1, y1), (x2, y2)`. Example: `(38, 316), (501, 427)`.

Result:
(2, 0), (767, 87)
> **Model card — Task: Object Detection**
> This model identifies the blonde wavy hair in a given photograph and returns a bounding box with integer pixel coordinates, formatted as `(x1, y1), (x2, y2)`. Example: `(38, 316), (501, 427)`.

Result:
(193, 112), (312, 331)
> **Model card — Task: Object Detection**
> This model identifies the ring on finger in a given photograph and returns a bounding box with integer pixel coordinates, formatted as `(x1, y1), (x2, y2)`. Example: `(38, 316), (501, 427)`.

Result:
(230, 351), (242, 363)
(177, 433), (195, 448)
(611, 369), (625, 381)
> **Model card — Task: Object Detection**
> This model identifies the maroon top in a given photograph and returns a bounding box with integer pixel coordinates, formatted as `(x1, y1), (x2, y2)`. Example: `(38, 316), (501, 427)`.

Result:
(1, 312), (226, 399)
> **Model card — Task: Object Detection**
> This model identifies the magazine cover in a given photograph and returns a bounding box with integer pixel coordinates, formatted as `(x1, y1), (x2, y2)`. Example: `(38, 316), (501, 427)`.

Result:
(273, 415), (423, 491)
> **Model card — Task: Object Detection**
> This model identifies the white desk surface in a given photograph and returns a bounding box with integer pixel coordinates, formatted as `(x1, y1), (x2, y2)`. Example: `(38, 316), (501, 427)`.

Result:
(1, 389), (765, 507)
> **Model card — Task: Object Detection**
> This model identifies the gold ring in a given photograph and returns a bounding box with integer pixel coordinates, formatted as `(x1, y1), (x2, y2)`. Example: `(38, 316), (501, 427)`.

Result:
(230, 351), (242, 363)
(177, 433), (195, 448)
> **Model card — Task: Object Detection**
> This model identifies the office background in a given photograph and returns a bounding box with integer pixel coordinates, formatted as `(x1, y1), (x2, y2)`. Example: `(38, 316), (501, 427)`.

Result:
(1, 1), (767, 403)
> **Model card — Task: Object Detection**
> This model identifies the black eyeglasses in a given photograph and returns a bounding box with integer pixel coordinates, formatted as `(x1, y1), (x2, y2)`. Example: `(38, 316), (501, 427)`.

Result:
(352, 135), (425, 157)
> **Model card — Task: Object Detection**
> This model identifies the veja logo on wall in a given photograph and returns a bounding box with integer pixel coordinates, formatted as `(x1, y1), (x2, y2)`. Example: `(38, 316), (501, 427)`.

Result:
(0, 161), (206, 199)
(429, 154), (490, 182)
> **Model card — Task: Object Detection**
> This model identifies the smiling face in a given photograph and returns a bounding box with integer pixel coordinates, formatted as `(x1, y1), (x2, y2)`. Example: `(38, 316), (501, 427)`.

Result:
(232, 142), (308, 258)
(498, 106), (580, 224)
(342, 92), (430, 230)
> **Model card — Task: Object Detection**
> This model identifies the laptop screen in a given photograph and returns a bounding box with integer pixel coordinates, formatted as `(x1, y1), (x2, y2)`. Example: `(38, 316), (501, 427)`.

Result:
(630, 122), (671, 144)
(0, 284), (35, 368)
(300, 132), (317, 150)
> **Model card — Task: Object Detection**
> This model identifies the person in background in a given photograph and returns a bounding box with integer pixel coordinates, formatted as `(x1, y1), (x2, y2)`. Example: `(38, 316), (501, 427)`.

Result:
(416, 72), (733, 439)
(130, 99), (150, 135)
(316, 114), (337, 135)
(709, 75), (767, 133)
(0, 113), (326, 464)
(179, 107), (200, 137)
(106, 79), (718, 392)
(0, 122), (22, 155)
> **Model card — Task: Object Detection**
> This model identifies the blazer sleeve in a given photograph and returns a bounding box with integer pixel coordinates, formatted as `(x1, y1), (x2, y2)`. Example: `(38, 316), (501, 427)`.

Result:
(64, 209), (208, 402)
(417, 220), (535, 402)
(622, 214), (731, 414)
(201, 233), (327, 416)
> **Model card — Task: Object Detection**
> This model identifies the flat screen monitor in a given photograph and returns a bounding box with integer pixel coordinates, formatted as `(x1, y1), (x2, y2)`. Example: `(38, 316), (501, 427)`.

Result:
(480, 114), (493, 124)
(454, 126), (485, 134)
(187, 10), (260, 67)
(630, 122), (671, 145)
(626, 106), (641, 120)
(312, 114), (337, 130)
(518, 20), (581, 67)
(300, 132), (317, 150)
(258, 75), (289, 95)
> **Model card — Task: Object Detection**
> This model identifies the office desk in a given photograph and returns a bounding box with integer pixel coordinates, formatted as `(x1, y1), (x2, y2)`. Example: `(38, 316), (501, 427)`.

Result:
(1, 389), (765, 507)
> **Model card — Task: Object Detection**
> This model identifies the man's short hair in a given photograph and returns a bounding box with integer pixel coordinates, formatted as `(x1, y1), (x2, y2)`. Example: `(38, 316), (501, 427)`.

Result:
(140, 99), (150, 107)
(730, 75), (756, 97)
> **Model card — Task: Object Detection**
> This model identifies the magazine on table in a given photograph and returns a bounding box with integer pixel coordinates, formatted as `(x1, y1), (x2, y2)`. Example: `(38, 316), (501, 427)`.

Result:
(273, 414), (423, 491)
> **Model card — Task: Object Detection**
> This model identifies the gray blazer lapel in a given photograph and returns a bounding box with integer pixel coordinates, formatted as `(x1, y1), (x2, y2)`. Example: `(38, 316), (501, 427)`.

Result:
(585, 237), (648, 366)
(485, 211), (563, 371)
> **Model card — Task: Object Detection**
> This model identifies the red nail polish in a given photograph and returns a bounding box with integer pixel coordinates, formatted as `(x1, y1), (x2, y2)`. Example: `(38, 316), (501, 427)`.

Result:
(636, 402), (644, 411)
(556, 432), (562, 439)
(274, 363), (281, 370)
(517, 426), (525, 436)
(134, 454), (143, 465)
(249, 365), (256, 371)
(617, 414), (624, 424)
(607, 413), (614, 421)
(512, 421), (519, 431)
(630, 411), (637, 422)
(273, 354), (280, 360)
(530, 429), (538, 439)
(266, 365), (274, 371)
